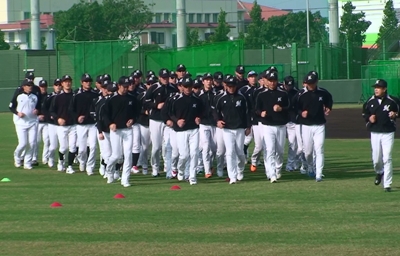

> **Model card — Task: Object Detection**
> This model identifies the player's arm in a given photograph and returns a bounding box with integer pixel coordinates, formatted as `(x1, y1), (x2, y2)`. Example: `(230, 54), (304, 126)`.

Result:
(362, 101), (371, 123)
(102, 98), (113, 128)
(49, 95), (58, 121)
(96, 105), (104, 134)
(323, 90), (333, 111)
(8, 92), (19, 115)
(243, 96), (251, 128)
(144, 84), (157, 110)
(254, 93), (263, 116)
(167, 97), (179, 123)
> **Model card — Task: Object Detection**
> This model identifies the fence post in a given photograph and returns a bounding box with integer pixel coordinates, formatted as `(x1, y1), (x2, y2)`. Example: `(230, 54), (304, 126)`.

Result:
(315, 42), (320, 78)
(346, 39), (350, 79)
(291, 43), (298, 83)
(382, 40), (387, 60)
(319, 42), (324, 80)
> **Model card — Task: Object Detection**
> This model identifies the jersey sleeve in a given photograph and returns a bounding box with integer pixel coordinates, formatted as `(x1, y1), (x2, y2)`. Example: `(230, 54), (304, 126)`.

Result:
(9, 93), (19, 115)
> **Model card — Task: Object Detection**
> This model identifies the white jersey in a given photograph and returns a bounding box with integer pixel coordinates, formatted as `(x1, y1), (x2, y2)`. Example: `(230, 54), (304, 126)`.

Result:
(9, 92), (39, 127)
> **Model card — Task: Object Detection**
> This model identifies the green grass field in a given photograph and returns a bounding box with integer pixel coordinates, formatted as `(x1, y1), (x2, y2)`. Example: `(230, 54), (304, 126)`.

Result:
(0, 113), (399, 256)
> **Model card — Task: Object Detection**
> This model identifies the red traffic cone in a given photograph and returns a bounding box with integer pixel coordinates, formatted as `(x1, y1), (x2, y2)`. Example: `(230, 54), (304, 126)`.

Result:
(50, 202), (62, 208)
(170, 185), (181, 190)
(114, 194), (125, 199)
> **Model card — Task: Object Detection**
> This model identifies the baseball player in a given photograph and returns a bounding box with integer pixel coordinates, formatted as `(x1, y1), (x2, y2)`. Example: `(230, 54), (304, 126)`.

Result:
(214, 76), (251, 184)
(256, 71), (289, 183)
(234, 65), (248, 90)
(9, 80), (39, 169)
(144, 68), (179, 177)
(213, 72), (224, 92)
(362, 79), (398, 192)
(295, 72), (333, 181)
(103, 76), (139, 187)
(33, 80), (50, 166)
(169, 77), (203, 184)
(132, 70), (147, 95)
(49, 75), (77, 174)
(176, 64), (187, 79)
(71, 73), (99, 175)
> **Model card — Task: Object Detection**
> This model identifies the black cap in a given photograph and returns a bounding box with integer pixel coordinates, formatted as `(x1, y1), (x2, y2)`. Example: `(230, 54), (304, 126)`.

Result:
(102, 74), (111, 82)
(203, 72), (213, 80)
(223, 74), (233, 83)
(25, 72), (35, 80)
(307, 71), (319, 80)
(128, 76), (135, 83)
(39, 80), (48, 87)
(101, 79), (111, 88)
(264, 71), (278, 81)
(107, 81), (118, 92)
(53, 78), (62, 85)
(236, 65), (245, 74)
(61, 75), (72, 81)
(247, 70), (258, 77)
(176, 64), (186, 72)
(81, 73), (93, 82)
(147, 75), (158, 84)
(225, 76), (237, 86)
(372, 79), (387, 88)
(284, 76), (295, 86)
(181, 77), (193, 87)
(132, 69), (143, 78)
(96, 75), (103, 83)
(170, 71), (178, 78)
(304, 73), (318, 84)
(267, 66), (278, 72)
(213, 72), (223, 81)
(146, 70), (155, 78)
(21, 80), (34, 86)
(193, 78), (202, 88)
(118, 76), (131, 87)
(159, 68), (170, 78)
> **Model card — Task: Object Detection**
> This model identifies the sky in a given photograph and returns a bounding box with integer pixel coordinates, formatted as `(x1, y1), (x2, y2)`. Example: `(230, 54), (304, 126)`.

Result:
(242, 0), (329, 17)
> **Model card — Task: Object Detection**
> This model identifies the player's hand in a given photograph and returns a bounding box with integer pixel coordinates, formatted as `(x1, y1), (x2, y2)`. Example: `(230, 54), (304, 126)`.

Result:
(157, 102), (164, 109)
(273, 105), (282, 112)
(38, 115), (45, 121)
(78, 115), (85, 123)
(126, 119), (134, 127)
(301, 111), (308, 118)
(369, 115), (376, 123)
(389, 111), (397, 119)
(261, 111), (267, 117)
(110, 123), (117, 131)
(217, 120), (225, 129)
(145, 110), (149, 115)
(177, 119), (185, 128)
(324, 108), (331, 116)
(245, 128), (251, 136)
(33, 109), (39, 115)
(166, 120), (173, 127)
(58, 118), (66, 126)
(98, 133), (104, 141)
(195, 117), (201, 125)
(17, 112), (25, 118)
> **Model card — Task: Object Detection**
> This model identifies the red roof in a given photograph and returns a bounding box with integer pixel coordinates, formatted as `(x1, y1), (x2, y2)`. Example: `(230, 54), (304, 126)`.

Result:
(237, 1), (288, 21)
(145, 23), (235, 29)
(0, 14), (53, 30)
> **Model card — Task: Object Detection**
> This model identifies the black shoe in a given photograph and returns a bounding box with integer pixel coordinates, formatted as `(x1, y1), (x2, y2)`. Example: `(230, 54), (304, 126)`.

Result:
(384, 187), (392, 192)
(374, 173), (383, 185)
(32, 161), (39, 166)
(152, 173), (160, 178)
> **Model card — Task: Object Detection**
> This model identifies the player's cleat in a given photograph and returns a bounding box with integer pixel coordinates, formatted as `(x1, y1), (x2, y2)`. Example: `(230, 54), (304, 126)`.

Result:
(113, 172), (121, 181)
(79, 164), (85, 172)
(14, 161), (22, 168)
(316, 177), (323, 182)
(177, 173), (184, 181)
(374, 173), (383, 186)
(171, 170), (178, 178)
(42, 159), (48, 165)
(217, 169), (224, 178)
(99, 165), (105, 176)
(229, 179), (237, 185)
(57, 161), (65, 172)
(48, 159), (54, 168)
(237, 172), (244, 181)
(270, 177), (277, 183)
(189, 179), (197, 185)
(142, 168), (148, 175)
(87, 170), (94, 176)
(107, 175), (114, 184)
(300, 165), (307, 174)
(73, 158), (79, 164)
(66, 166), (75, 174)
(205, 173), (212, 179)
(384, 187), (392, 192)
(23, 165), (33, 170)
(122, 183), (131, 188)
(308, 171), (316, 178)
(131, 166), (140, 174)
(31, 160), (39, 166)
(276, 172), (282, 180)
(250, 165), (257, 172)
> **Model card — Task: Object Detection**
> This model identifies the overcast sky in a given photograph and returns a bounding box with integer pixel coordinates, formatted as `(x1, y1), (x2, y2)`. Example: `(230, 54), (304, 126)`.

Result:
(242, 0), (329, 17)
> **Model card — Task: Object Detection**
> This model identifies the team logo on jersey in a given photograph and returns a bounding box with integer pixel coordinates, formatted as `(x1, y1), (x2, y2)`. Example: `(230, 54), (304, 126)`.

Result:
(128, 101), (132, 105)
(192, 103), (197, 108)
(236, 100), (241, 107)
(319, 97), (323, 101)
(277, 97), (282, 102)
(383, 105), (390, 111)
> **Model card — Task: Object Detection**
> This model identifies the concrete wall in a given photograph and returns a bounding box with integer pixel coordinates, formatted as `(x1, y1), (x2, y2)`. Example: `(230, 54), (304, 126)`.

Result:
(318, 79), (362, 104)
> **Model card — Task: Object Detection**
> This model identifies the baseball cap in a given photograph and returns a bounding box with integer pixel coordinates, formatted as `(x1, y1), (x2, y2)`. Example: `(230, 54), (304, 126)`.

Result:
(147, 75), (158, 84)
(194, 78), (202, 88)
(101, 79), (111, 89)
(247, 70), (258, 77)
(128, 76), (135, 83)
(170, 71), (178, 79)
(303, 73), (318, 84)
(267, 66), (278, 72)
(96, 75), (103, 83)
(307, 71), (319, 80)
(21, 80), (34, 86)
(213, 72), (223, 82)
(176, 64), (186, 72)
(263, 71), (278, 81)
(118, 76), (131, 87)
(159, 68), (170, 78)
(181, 77), (193, 87)
(53, 78), (62, 85)
(132, 69), (143, 78)
(81, 73), (93, 82)
(61, 75), (72, 81)
(107, 81), (118, 92)
(223, 74), (233, 83)
(225, 77), (237, 86)
(203, 72), (213, 80)
(39, 80), (48, 87)
(235, 65), (245, 74)
(102, 74), (111, 82)
(25, 72), (35, 80)
(372, 79), (387, 88)
(146, 70), (155, 78)
(284, 76), (295, 86)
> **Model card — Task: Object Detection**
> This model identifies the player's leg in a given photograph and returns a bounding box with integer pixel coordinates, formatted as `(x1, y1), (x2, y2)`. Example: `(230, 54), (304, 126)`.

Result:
(200, 124), (212, 177)
(85, 125), (97, 175)
(176, 131), (189, 181)
(286, 122), (297, 171)
(371, 132), (383, 178)
(234, 128), (246, 181)
(41, 124), (50, 164)
(76, 125), (88, 172)
(301, 125), (314, 176)
(243, 129), (253, 163)
(139, 125), (150, 174)
(149, 120), (163, 176)
(121, 128), (133, 187)
(222, 129), (238, 184)
(170, 130), (179, 178)
(263, 125), (277, 182)
(275, 125), (287, 179)
(33, 123), (44, 165)
(107, 130), (123, 183)
(381, 132), (394, 190)
(313, 125), (325, 181)
(31, 123), (39, 166)
(47, 124), (58, 168)
(101, 132), (112, 178)
(215, 127), (226, 177)
(14, 125), (28, 167)
(23, 124), (37, 169)
(66, 126), (78, 174)
(131, 124), (141, 173)
(56, 126), (69, 171)
(250, 123), (263, 171)
(295, 124), (307, 174)
(188, 129), (199, 184)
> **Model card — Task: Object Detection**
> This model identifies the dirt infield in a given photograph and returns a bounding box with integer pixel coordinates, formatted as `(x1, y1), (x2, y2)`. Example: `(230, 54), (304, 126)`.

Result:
(326, 108), (400, 139)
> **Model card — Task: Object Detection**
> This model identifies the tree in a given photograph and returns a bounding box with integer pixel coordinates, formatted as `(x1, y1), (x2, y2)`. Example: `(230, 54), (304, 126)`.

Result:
(263, 11), (328, 48)
(244, 1), (266, 49)
(41, 37), (47, 50)
(339, 1), (371, 46)
(53, 0), (153, 41)
(186, 27), (203, 47)
(209, 9), (230, 42)
(0, 31), (10, 50)
(376, 0), (399, 46)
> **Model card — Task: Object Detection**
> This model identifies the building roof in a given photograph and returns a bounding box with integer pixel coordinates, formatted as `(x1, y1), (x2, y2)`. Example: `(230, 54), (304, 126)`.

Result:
(237, 0), (289, 21)
(0, 14), (54, 30)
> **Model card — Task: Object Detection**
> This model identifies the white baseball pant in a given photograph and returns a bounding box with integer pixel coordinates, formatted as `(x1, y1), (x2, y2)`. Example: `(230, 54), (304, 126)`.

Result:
(14, 123), (37, 167)
(371, 132), (394, 189)
(34, 123), (49, 163)
(301, 125), (325, 179)
(47, 124), (58, 164)
(286, 122), (299, 170)
(76, 124), (97, 172)
(251, 123), (264, 166)
(163, 126), (179, 177)
(199, 124), (216, 175)
(263, 125), (286, 179)
(215, 127), (226, 173)
(149, 119), (165, 174)
(132, 123), (141, 154)
(222, 128), (246, 183)
(57, 125), (77, 155)
(138, 125), (150, 169)
(244, 130), (253, 146)
(107, 128), (133, 186)
(177, 129), (199, 181)
(295, 124), (308, 170)
(98, 132), (111, 164)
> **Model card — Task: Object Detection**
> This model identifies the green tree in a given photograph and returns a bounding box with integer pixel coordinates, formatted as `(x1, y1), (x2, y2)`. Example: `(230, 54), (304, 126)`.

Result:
(376, 0), (399, 46)
(53, 0), (153, 41)
(244, 1), (266, 49)
(186, 27), (203, 46)
(209, 9), (230, 42)
(0, 31), (10, 50)
(41, 37), (47, 50)
(263, 11), (328, 48)
(339, 1), (371, 46)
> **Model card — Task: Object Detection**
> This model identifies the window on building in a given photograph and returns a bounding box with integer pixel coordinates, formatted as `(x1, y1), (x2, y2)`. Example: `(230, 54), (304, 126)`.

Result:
(26, 31), (30, 48)
(155, 13), (162, 23)
(205, 32), (214, 40)
(213, 13), (218, 23)
(188, 13), (194, 23)
(23, 12), (31, 20)
(172, 13), (177, 23)
(8, 32), (15, 42)
(164, 13), (170, 22)
(197, 14), (202, 23)
(205, 14), (210, 23)
(151, 32), (165, 45)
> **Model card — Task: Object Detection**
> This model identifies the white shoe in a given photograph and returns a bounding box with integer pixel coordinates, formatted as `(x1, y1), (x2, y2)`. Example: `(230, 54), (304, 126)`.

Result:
(270, 177), (277, 183)
(217, 170), (224, 178)
(189, 178), (197, 185)
(142, 168), (148, 175)
(48, 159), (54, 168)
(237, 172), (244, 181)
(23, 165), (33, 170)
(107, 175), (114, 184)
(276, 172), (282, 180)
(73, 158), (78, 164)
(79, 164), (85, 172)
(131, 166), (140, 174)
(113, 172), (120, 180)
(66, 166), (75, 174)
(87, 170), (94, 176)
(42, 159), (48, 165)
(300, 165), (307, 174)
(177, 173), (184, 181)
(103, 174), (108, 179)
(122, 183), (131, 187)
(99, 165), (105, 176)
(229, 179), (237, 185)
(57, 161), (65, 172)
(14, 161), (22, 168)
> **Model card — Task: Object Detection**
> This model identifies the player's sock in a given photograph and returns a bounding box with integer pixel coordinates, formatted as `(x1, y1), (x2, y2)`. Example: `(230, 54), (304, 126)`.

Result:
(86, 146), (90, 157)
(132, 153), (140, 166)
(115, 163), (122, 171)
(244, 145), (248, 155)
(68, 151), (76, 166)
(75, 147), (79, 157)
(59, 152), (64, 161)
(101, 159), (107, 168)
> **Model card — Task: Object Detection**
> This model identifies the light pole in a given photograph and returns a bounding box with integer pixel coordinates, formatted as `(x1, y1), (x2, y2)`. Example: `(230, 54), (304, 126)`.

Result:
(306, 0), (310, 47)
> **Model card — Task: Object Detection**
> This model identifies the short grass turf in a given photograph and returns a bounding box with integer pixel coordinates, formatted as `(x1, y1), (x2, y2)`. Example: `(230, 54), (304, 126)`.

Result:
(0, 112), (399, 256)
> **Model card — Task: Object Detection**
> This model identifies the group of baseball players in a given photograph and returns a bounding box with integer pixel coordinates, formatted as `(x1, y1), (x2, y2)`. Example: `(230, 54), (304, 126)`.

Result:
(9, 64), (395, 191)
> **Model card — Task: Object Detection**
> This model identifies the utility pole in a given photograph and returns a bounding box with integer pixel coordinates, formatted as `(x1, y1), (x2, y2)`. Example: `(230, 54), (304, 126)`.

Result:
(30, 0), (41, 50)
(306, 0), (310, 47)
(329, 0), (340, 45)
(176, 0), (187, 48)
